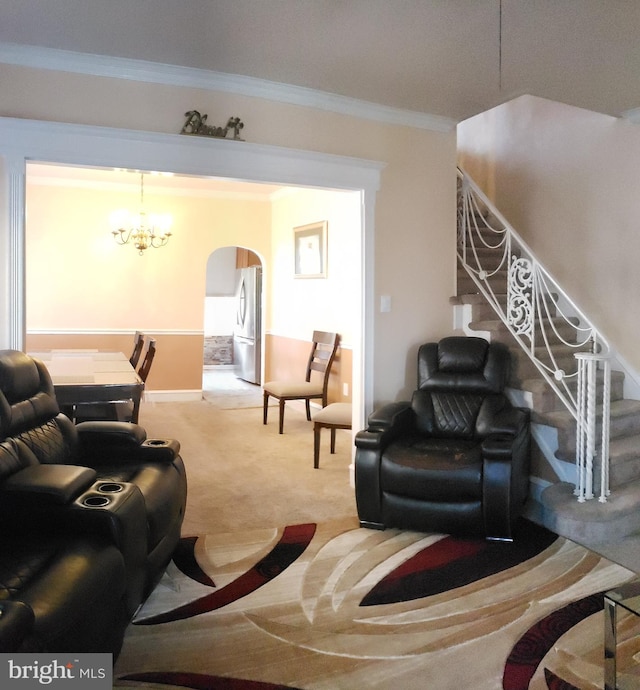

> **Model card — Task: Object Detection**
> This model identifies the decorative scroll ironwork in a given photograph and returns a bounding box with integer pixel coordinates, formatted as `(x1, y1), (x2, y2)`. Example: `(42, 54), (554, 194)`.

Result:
(457, 168), (611, 502)
(508, 255), (533, 339)
(180, 111), (245, 140)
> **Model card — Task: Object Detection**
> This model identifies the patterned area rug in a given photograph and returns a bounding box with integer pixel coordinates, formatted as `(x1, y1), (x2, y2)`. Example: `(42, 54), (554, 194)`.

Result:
(113, 517), (637, 689)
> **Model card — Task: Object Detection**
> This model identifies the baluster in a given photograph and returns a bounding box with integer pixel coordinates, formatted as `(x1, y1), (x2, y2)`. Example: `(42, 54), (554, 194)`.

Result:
(575, 356), (586, 500)
(599, 357), (611, 503)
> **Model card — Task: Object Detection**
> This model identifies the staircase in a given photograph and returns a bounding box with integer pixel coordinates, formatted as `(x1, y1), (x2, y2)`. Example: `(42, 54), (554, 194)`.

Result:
(454, 169), (640, 546)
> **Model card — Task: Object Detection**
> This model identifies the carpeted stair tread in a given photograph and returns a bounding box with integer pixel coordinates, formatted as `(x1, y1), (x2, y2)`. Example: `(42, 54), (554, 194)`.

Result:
(536, 398), (640, 435)
(541, 480), (640, 543)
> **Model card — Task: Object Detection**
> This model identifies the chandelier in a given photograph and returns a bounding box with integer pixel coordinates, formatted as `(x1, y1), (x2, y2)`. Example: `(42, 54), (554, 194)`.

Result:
(110, 172), (172, 255)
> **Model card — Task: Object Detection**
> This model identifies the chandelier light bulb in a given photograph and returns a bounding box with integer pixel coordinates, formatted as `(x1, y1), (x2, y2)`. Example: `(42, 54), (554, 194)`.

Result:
(110, 173), (173, 255)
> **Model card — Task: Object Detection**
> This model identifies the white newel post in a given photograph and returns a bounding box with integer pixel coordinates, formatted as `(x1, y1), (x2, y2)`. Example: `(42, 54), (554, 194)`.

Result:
(574, 352), (611, 503)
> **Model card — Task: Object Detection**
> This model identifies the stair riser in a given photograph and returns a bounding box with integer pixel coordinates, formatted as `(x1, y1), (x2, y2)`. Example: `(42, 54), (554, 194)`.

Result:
(470, 321), (582, 346)
(575, 453), (640, 492)
(456, 274), (508, 294)
(555, 414), (640, 460)
(493, 343), (581, 378)
(610, 456), (640, 489)
(525, 379), (625, 414)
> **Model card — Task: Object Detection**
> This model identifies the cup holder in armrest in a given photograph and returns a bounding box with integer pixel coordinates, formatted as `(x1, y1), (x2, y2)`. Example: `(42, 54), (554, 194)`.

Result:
(140, 437), (179, 459)
(82, 494), (112, 508)
(97, 482), (124, 493)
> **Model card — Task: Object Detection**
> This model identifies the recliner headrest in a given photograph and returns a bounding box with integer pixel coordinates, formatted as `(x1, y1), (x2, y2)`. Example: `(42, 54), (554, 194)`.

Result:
(417, 337), (510, 394)
(0, 350), (59, 437)
(437, 337), (489, 373)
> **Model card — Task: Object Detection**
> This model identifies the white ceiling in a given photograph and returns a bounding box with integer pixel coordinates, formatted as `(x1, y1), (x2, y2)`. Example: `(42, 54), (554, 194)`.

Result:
(7, 1), (640, 193)
(3, 0), (640, 123)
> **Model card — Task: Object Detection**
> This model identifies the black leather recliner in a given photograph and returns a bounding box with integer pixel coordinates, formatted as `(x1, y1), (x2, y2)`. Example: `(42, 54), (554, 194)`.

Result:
(355, 337), (530, 540)
(0, 349), (188, 654)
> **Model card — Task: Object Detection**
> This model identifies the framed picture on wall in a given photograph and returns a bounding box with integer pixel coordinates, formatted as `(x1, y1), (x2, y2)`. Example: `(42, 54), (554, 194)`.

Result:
(294, 221), (327, 278)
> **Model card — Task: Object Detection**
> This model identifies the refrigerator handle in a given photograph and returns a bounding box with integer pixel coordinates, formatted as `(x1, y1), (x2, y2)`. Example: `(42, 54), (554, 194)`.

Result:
(237, 276), (247, 328)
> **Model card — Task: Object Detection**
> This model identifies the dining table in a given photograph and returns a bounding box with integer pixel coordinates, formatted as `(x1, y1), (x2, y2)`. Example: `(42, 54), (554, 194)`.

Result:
(28, 349), (144, 414)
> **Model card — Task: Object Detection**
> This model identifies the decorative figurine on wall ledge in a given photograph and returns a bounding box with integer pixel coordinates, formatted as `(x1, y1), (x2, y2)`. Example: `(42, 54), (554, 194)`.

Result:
(180, 111), (245, 140)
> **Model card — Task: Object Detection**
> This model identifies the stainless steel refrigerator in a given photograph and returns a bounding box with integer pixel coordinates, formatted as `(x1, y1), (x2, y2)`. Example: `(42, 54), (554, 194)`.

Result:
(233, 266), (262, 384)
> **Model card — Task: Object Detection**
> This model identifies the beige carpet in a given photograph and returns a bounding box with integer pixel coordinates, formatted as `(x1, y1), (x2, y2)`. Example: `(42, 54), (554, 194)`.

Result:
(112, 398), (639, 689)
(136, 398), (356, 536)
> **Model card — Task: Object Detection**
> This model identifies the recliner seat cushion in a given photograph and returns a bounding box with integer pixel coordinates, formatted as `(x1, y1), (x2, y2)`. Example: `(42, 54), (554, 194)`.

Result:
(381, 436), (483, 502)
(0, 534), (127, 653)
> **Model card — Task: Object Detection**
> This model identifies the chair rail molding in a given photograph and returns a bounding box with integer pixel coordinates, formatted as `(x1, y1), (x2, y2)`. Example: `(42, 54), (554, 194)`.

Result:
(0, 115), (384, 433)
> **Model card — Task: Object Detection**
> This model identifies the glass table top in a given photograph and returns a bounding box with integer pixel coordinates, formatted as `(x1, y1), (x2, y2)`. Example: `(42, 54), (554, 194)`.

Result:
(605, 580), (640, 617)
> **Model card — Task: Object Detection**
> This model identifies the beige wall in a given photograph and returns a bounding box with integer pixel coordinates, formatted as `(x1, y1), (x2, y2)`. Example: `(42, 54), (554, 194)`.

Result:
(458, 94), (640, 375)
(2, 61), (457, 406)
(27, 331), (204, 391)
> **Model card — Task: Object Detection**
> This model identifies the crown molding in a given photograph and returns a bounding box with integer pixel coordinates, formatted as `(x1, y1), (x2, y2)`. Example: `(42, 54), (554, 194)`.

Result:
(0, 42), (456, 133)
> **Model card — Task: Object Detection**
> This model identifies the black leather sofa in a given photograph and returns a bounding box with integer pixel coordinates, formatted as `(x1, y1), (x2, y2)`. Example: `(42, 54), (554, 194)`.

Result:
(0, 350), (187, 655)
(355, 337), (530, 540)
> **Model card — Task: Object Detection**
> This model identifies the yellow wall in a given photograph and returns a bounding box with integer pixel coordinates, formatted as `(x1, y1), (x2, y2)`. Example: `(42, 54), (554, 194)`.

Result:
(26, 182), (271, 331)
(2, 60), (457, 406)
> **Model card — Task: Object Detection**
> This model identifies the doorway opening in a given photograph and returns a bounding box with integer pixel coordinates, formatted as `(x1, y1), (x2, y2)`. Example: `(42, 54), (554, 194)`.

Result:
(3, 117), (382, 435)
(203, 246), (265, 407)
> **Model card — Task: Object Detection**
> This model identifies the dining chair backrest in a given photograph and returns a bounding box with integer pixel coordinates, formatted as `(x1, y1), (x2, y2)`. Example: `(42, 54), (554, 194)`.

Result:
(129, 331), (145, 369)
(306, 331), (340, 402)
(137, 338), (156, 384)
(262, 330), (340, 433)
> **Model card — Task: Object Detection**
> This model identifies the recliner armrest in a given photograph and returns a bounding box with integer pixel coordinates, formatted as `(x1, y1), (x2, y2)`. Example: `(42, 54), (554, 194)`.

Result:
(2, 464), (97, 505)
(76, 421), (180, 463)
(477, 398), (529, 437)
(481, 433), (518, 460)
(355, 402), (414, 450)
(354, 428), (385, 450)
(366, 401), (412, 431)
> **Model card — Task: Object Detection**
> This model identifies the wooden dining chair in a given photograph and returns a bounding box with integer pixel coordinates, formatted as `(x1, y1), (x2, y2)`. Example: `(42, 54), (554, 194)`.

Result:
(129, 331), (145, 369)
(128, 338), (156, 423)
(312, 402), (352, 469)
(74, 338), (156, 424)
(263, 331), (340, 434)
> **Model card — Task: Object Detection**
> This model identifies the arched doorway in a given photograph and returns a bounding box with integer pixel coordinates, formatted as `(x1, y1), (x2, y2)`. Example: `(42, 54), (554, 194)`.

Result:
(203, 246), (264, 404)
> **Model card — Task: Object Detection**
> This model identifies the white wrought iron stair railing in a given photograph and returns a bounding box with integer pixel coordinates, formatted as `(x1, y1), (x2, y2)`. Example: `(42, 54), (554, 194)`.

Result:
(457, 168), (611, 502)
